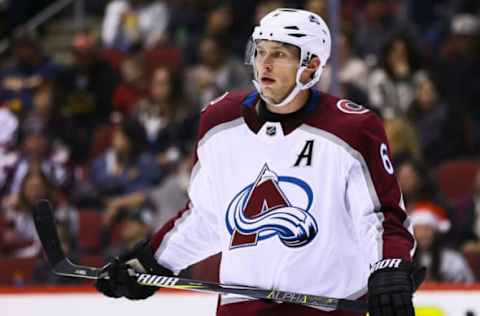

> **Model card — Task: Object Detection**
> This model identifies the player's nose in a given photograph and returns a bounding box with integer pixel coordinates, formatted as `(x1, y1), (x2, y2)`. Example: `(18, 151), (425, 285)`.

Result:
(257, 55), (273, 72)
(260, 62), (273, 73)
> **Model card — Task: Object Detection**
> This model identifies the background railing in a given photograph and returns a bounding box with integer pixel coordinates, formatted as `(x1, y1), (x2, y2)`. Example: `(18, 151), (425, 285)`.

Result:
(0, 0), (85, 54)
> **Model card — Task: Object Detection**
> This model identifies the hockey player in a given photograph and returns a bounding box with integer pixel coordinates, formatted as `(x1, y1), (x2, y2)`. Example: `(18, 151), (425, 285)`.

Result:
(96, 8), (420, 316)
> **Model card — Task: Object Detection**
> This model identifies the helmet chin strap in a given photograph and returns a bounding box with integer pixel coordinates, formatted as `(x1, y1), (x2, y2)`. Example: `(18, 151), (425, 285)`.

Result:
(252, 65), (322, 108)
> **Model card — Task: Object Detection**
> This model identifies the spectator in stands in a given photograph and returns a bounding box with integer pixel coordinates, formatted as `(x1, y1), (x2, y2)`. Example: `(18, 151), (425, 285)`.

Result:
(58, 30), (120, 164)
(452, 168), (480, 255)
(204, 4), (234, 39)
(384, 117), (423, 163)
(133, 65), (198, 165)
(104, 203), (154, 259)
(141, 153), (191, 228)
(22, 81), (66, 147)
(407, 73), (454, 166)
(352, 0), (413, 60)
(61, 30), (120, 118)
(87, 118), (163, 225)
(0, 105), (18, 151)
(64, 29), (120, 119)
(112, 53), (147, 116)
(185, 34), (251, 108)
(102, 0), (170, 52)
(304, 0), (328, 21)
(3, 123), (71, 208)
(395, 156), (449, 212)
(254, 0), (284, 25)
(318, 31), (369, 96)
(405, 0), (450, 47)
(368, 34), (426, 119)
(165, 0), (205, 64)
(0, 36), (59, 113)
(1, 168), (76, 258)
(102, 152), (192, 231)
(0, 107), (19, 200)
(433, 13), (480, 156)
(411, 203), (475, 283)
(202, 3), (252, 61)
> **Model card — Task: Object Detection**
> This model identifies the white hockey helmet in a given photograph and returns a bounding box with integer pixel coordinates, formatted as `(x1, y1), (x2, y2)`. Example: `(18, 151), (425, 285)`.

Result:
(246, 8), (331, 108)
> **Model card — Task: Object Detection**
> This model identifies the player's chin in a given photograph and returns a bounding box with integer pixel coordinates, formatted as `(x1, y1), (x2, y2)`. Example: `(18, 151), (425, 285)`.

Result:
(262, 87), (289, 103)
(260, 85), (276, 97)
(260, 93), (282, 105)
(260, 89), (275, 102)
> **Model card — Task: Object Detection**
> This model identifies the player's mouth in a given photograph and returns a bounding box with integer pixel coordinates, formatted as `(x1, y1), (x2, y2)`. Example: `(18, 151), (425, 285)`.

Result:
(261, 76), (276, 85)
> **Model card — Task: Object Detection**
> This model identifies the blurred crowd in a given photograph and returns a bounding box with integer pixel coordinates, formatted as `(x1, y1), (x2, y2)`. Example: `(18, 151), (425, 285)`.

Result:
(0, 0), (479, 285)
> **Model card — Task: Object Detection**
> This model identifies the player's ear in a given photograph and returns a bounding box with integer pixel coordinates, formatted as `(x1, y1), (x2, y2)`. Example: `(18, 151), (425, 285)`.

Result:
(301, 56), (321, 82)
(306, 56), (321, 72)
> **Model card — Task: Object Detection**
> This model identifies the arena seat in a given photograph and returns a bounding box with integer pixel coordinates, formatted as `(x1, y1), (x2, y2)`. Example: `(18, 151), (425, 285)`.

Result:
(77, 209), (104, 254)
(0, 257), (39, 285)
(464, 253), (480, 281)
(435, 160), (480, 201)
(99, 48), (125, 72)
(145, 46), (182, 71)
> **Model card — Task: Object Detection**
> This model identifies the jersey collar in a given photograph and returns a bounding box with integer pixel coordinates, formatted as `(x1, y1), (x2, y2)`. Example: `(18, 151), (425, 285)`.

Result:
(242, 89), (320, 135)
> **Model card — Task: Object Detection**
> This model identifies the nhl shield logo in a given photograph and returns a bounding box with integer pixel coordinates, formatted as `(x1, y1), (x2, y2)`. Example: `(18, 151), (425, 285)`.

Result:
(266, 125), (277, 136)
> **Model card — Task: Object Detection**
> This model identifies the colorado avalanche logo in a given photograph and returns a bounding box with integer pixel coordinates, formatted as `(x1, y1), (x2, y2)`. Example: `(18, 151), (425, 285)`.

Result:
(226, 164), (318, 249)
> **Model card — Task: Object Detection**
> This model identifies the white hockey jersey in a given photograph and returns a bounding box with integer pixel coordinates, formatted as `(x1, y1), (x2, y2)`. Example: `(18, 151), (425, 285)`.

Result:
(150, 89), (415, 310)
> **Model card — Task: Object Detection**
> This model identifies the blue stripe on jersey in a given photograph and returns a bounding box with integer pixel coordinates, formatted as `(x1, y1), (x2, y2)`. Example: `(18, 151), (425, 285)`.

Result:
(242, 91), (258, 108)
(305, 88), (320, 113)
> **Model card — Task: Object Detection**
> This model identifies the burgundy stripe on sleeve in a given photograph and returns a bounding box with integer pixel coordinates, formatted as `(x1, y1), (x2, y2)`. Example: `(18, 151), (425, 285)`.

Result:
(381, 210), (415, 260)
(149, 202), (191, 251)
(359, 113), (415, 260)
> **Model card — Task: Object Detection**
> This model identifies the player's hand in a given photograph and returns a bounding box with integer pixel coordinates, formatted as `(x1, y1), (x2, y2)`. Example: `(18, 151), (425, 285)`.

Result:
(95, 239), (173, 300)
(368, 259), (425, 316)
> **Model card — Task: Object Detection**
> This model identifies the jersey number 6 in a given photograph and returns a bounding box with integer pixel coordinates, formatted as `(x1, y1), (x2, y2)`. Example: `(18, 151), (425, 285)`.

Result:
(380, 143), (394, 175)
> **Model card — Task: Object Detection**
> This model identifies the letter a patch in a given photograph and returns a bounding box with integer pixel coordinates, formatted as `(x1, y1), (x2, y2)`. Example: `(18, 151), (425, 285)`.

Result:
(294, 140), (314, 167)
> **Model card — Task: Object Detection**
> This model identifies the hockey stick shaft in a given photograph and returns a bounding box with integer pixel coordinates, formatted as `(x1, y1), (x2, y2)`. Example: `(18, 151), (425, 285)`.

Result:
(33, 199), (367, 312)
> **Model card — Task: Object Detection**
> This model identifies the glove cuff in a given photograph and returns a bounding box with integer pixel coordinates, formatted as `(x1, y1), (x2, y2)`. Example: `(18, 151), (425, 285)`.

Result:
(370, 258), (412, 274)
(368, 259), (414, 295)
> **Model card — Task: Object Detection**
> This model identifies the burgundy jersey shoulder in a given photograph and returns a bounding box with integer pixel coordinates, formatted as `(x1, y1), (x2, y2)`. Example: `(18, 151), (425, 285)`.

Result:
(197, 91), (250, 140)
(305, 92), (385, 151)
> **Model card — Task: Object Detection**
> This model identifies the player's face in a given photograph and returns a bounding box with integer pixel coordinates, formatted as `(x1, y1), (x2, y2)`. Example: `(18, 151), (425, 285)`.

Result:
(254, 40), (299, 104)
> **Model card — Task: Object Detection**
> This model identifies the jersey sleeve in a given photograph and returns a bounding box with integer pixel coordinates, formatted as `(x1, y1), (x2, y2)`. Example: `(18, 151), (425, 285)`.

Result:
(345, 113), (415, 265)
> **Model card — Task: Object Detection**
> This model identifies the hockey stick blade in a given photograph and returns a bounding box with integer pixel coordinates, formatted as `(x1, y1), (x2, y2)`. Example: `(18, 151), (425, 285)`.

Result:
(33, 199), (104, 279)
(33, 199), (367, 312)
(33, 199), (66, 266)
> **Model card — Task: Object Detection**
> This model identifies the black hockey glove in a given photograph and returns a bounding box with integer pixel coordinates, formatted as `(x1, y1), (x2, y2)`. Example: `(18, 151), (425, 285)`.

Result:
(368, 259), (426, 316)
(95, 240), (173, 300)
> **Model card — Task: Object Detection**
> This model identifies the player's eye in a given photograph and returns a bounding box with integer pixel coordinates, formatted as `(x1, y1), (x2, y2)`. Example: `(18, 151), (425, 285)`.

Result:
(256, 49), (266, 57)
(273, 51), (286, 58)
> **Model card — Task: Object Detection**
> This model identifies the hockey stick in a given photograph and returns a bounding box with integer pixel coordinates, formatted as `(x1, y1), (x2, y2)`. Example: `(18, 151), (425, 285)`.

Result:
(33, 199), (368, 312)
